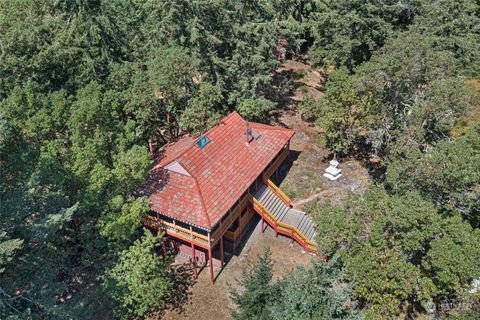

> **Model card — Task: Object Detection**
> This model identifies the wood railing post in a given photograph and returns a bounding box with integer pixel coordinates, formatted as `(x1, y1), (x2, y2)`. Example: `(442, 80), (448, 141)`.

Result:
(190, 226), (197, 278)
(208, 232), (214, 286)
(261, 215), (264, 233)
(162, 240), (167, 257)
(220, 235), (224, 269)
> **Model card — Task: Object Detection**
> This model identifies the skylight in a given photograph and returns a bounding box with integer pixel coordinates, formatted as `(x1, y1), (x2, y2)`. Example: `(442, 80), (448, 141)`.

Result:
(196, 135), (210, 148)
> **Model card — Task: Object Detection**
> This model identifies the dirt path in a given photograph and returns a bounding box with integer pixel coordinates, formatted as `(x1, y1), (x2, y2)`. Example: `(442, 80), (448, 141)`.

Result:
(292, 190), (329, 207)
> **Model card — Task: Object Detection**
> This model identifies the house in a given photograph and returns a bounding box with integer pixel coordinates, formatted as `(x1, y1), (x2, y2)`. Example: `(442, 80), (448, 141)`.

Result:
(143, 112), (317, 285)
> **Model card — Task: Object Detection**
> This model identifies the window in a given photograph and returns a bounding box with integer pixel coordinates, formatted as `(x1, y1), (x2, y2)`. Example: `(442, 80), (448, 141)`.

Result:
(196, 135), (210, 148)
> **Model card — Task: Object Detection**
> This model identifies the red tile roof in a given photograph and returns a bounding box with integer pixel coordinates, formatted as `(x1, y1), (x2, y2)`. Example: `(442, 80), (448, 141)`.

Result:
(144, 112), (294, 230)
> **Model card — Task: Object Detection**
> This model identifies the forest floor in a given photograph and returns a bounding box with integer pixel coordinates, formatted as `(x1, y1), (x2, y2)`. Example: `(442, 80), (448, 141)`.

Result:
(152, 59), (372, 320)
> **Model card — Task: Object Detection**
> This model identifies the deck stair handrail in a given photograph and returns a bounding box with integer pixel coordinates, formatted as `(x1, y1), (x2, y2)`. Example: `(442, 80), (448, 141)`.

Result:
(263, 177), (291, 207)
(250, 195), (317, 254)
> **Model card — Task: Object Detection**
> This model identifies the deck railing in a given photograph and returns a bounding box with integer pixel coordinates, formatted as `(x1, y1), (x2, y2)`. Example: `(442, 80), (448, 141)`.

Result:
(144, 215), (209, 246)
(263, 177), (291, 206)
(224, 207), (254, 241)
(249, 195), (318, 254)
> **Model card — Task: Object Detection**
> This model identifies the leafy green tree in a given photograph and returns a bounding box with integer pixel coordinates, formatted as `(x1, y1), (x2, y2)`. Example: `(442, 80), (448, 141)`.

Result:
(412, 0), (480, 75)
(311, 188), (480, 318)
(99, 196), (149, 243)
(179, 82), (223, 132)
(308, 67), (379, 154)
(231, 247), (274, 320)
(386, 127), (480, 227)
(310, 31), (474, 156)
(231, 249), (363, 320)
(268, 257), (363, 320)
(237, 97), (276, 121)
(308, 0), (417, 69)
(0, 232), (22, 275)
(103, 230), (172, 320)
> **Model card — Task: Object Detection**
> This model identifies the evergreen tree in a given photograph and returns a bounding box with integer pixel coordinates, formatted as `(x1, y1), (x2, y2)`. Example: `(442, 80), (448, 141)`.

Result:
(311, 188), (480, 318)
(231, 249), (363, 320)
(231, 247), (274, 320)
(103, 229), (172, 319)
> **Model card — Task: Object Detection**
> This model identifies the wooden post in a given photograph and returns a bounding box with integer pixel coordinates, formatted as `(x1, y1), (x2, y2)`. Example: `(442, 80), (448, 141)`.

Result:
(219, 222), (225, 269)
(162, 240), (167, 257)
(234, 214), (241, 255)
(191, 242), (197, 278)
(233, 236), (236, 255)
(208, 232), (214, 286)
(220, 235), (224, 269)
(190, 226), (197, 278)
(261, 216), (264, 233)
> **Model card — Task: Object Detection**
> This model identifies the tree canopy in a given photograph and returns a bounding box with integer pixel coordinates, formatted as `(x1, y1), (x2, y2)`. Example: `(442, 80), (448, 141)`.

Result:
(1, 0), (479, 318)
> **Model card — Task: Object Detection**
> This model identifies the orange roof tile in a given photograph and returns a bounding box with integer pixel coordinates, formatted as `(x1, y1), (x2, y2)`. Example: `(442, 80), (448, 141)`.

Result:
(144, 112), (294, 230)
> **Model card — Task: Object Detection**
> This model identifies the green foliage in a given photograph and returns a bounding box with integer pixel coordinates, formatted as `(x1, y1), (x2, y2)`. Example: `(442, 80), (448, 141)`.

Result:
(412, 0), (480, 75)
(308, 30), (474, 155)
(103, 230), (172, 319)
(231, 247), (274, 320)
(0, 232), (22, 275)
(312, 188), (480, 318)
(1, 0), (479, 318)
(313, 67), (379, 153)
(268, 257), (364, 320)
(179, 82), (223, 132)
(308, 0), (417, 69)
(231, 249), (363, 320)
(237, 97), (276, 121)
(99, 196), (149, 243)
(386, 128), (480, 227)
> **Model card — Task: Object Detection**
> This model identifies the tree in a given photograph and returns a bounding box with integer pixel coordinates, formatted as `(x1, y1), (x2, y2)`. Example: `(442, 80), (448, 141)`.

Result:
(179, 82), (223, 132)
(268, 257), (363, 320)
(103, 230), (172, 320)
(311, 188), (480, 318)
(386, 127), (480, 227)
(308, 30), (474, 156)
(231, 249), (363, 320)
(308, 67), (379, 154)
(0, 232), (23, 277)
(308, 0), (418, 69)
(412, 0), (480, 75)
(231, 247), (274, 320)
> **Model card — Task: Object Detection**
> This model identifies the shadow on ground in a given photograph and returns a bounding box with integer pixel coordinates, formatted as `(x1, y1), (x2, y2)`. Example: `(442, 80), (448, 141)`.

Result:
(148, 263), (196, 318)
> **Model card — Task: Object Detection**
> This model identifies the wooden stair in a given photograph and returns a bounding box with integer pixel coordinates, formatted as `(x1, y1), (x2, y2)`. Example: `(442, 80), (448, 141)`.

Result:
(250, 181), (318, 254)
